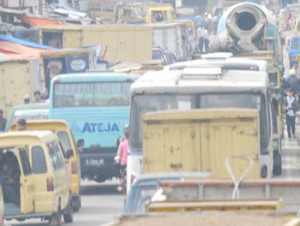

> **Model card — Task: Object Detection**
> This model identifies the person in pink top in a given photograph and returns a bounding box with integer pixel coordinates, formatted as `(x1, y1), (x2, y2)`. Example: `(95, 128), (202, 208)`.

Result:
(116, 125), (129, 192)
(118, 136), (128, 166)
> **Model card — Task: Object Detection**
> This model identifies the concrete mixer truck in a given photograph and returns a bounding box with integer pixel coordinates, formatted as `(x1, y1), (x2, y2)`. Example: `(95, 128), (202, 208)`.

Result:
(209, 2), (284, 142)
(209, 2), (283, 85)
(210, 2), (281, 54)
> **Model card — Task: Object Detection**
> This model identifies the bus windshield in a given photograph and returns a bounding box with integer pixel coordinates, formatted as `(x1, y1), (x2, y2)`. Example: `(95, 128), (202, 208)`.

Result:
(53, 82), (131, 107)
(50, 80), (134, 149)
(130, 93), (267, 152)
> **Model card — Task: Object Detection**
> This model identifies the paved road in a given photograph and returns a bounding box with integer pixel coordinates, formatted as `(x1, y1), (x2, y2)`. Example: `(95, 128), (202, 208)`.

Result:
(5, 180), (125, 226)
(281, 116), (300, 178)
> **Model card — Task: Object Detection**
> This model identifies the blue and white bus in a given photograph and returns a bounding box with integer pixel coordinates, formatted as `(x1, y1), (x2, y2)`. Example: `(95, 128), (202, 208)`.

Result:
(49, 72), (139, 182)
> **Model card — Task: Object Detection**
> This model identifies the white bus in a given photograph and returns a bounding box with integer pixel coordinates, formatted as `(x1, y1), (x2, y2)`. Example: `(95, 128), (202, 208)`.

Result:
(127, 67), (281, 191)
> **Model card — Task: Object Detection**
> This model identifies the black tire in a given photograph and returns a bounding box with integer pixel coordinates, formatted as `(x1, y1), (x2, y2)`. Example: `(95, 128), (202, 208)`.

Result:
(63, 198), (74, 223)
(49, 208), (62, 226)
(261, 165), (268, 178)
(73, 195), (81, 212)
(79, 195), (81, 209)
(273, 152), (282, 176)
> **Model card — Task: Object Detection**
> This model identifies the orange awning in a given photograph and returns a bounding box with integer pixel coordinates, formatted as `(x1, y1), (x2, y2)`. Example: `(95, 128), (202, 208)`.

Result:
(0, 41), (53, 60)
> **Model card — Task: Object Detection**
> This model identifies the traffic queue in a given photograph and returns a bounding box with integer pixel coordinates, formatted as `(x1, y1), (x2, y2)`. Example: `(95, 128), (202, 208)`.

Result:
(1, 0), (300, 224)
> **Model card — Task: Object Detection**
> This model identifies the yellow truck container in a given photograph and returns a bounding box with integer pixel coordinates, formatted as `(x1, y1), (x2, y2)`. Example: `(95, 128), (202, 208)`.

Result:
(39, 25), (152, 62)
(0, 59), (42, 116)
(142, 109), (260, 179)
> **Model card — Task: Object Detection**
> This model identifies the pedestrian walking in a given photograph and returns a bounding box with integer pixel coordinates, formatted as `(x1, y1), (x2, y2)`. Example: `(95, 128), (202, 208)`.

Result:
(284, 89), (297, 140)
(197, 24), (205, 53)
(115, 125), (129, 192)
(203, 28), (210, 53)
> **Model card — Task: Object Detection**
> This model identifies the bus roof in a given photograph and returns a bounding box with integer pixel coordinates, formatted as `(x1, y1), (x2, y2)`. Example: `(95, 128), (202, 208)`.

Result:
(9, 119), (69, 132)
(131, 69), (269, 94)
(51, 72), (139, 84)
(0, 131), (57, 147)
(9, 102), (49, 111)
(5, 102), (49, 132)
(164, 57), (268, 72)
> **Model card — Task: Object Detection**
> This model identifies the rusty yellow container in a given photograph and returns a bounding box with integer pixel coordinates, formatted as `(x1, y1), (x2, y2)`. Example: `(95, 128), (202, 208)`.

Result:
(142, 108), (260, 179)
(0, 60), (42, 116)
(39, 24), (152, 62)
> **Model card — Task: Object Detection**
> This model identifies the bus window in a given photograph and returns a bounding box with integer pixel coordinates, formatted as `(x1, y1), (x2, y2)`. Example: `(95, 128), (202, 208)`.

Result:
(130, 94), (196, 150)
(57, 131), (72, 153)
(53, 82), (131, 108)
(199, 93), (268, 151)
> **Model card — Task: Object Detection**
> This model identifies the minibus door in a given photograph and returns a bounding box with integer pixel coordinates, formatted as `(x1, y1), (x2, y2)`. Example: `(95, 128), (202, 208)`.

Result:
(15, 147), (35, 213)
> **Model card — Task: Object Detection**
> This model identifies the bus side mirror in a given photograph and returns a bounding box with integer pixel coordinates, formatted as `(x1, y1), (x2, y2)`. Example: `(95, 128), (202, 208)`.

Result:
(77, 139), (84, 148)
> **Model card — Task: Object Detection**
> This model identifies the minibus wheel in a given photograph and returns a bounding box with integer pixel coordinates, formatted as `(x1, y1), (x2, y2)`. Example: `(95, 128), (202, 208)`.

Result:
(73, 195), (81, 212)
(261, 165), (268, 178)
(49, 207), (62, 226)
(273, 152), (282, 176)
(63, 197), (74, 223)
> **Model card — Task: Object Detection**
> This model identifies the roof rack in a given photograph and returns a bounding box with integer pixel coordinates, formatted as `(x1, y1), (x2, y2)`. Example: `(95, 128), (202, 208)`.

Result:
(180, 67), (223, 80)
(169, 63), (224, 71)
(201, 52), (233, 60)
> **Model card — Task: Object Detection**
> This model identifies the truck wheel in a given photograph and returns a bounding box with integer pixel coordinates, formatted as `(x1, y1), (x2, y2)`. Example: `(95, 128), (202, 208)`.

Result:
(49, 208), (62, 226)
(63, 198), (74, 223)
(73, 195), (81, 212)
(273, 152), (282, 176)
(261, 165), (268, 178)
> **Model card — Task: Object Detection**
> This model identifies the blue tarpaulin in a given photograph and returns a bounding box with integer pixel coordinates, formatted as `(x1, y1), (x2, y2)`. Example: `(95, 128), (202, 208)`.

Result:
(0, 34), (57, 50)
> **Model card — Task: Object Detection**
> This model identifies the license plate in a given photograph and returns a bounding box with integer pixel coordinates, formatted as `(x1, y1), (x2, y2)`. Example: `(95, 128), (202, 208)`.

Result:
(85, 158), (104, 167)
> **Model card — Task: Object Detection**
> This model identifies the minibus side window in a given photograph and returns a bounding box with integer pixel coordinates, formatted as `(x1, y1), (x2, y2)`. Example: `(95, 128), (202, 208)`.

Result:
(48, 142), (65, 170)
(32, 146), (47, 174)
(54, 142), (66, 167)
(48, 142), (62, 171)
(19, 148), (31, 175)
(57, 131), (71, 155)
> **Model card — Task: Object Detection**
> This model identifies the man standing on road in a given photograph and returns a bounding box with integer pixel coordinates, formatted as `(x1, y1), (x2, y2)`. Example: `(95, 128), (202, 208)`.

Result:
(0, 109), (7, 132)
(115, 125), (129, 192)
(197, 24), (205, 53)
(284, 89), (297, 140)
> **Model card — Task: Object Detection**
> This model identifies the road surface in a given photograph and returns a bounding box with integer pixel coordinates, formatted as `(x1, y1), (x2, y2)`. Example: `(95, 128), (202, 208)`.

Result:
(5, 180), (125, 226)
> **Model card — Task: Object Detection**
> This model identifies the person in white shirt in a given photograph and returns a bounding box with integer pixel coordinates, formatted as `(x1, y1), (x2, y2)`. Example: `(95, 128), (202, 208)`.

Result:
(197, 24), (205, 53)
(285, 89), (297, 140)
